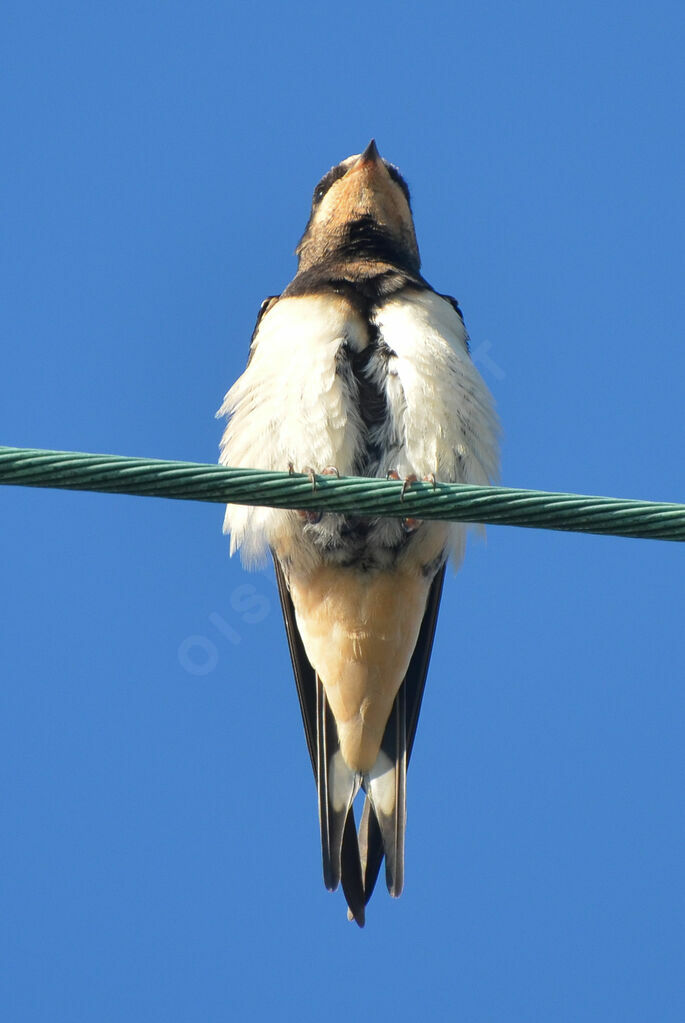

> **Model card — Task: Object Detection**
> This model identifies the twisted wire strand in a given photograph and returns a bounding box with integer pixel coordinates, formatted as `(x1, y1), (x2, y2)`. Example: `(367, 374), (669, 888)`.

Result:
(1, 445), (684, 541)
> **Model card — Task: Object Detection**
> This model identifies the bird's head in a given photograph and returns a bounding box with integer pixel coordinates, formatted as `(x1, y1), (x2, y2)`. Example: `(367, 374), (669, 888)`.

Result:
(295, 140), (420, 275)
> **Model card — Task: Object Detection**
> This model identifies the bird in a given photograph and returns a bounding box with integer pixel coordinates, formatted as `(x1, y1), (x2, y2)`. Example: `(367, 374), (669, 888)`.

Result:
(217, 140), (499, 925)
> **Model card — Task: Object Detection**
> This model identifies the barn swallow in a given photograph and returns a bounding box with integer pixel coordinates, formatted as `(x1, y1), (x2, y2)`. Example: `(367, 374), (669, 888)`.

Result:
(218, 140), (499, 925)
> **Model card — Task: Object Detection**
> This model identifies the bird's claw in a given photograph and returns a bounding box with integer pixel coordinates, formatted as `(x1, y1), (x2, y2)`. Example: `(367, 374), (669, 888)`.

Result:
(294, 465), (339, 525)
(299, 510), (323, 524)
(301, 466), (318, 491)
(387, 470), (437, 531)
(401, 473), (418, 500)
(387, 471), (419, 501)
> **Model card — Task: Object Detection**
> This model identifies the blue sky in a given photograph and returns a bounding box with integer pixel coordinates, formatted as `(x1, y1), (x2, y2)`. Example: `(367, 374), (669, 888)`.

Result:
(2, 2), (684, 1020)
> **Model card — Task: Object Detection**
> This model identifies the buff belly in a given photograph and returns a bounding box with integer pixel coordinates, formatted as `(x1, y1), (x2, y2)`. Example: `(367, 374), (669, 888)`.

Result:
(287, 562), (433, 772)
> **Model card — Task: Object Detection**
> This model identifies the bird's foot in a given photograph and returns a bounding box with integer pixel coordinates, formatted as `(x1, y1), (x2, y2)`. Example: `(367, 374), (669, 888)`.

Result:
(293, 465), (339, 524)
(387, 470), (436, 532)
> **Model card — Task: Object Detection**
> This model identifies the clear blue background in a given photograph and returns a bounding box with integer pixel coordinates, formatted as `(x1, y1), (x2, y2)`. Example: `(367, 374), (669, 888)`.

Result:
(2, 2), (684, 1020)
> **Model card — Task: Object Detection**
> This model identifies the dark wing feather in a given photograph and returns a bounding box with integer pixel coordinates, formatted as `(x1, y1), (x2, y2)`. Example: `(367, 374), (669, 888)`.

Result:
(405, 564), (446, 756)
(273, 556), (316, 771)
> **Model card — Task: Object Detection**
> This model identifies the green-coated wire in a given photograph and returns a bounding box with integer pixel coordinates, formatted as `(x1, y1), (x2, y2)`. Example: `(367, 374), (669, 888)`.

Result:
(1, 445), (684, 542)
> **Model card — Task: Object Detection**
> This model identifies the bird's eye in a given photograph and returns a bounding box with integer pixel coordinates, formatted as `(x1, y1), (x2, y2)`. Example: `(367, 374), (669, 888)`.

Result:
(312, 164), (347, 206)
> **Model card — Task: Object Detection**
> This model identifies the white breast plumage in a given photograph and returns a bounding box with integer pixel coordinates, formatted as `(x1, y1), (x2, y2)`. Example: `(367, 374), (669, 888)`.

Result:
(372, 289), (499, 487)
(218, 287), (499, 567)
(218, 292), (368, 564)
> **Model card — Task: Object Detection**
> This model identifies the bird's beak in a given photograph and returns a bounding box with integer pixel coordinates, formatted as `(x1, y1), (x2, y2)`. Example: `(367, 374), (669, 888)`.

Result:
(342, 139), (390, 191)
(356, 138), (382, 167)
